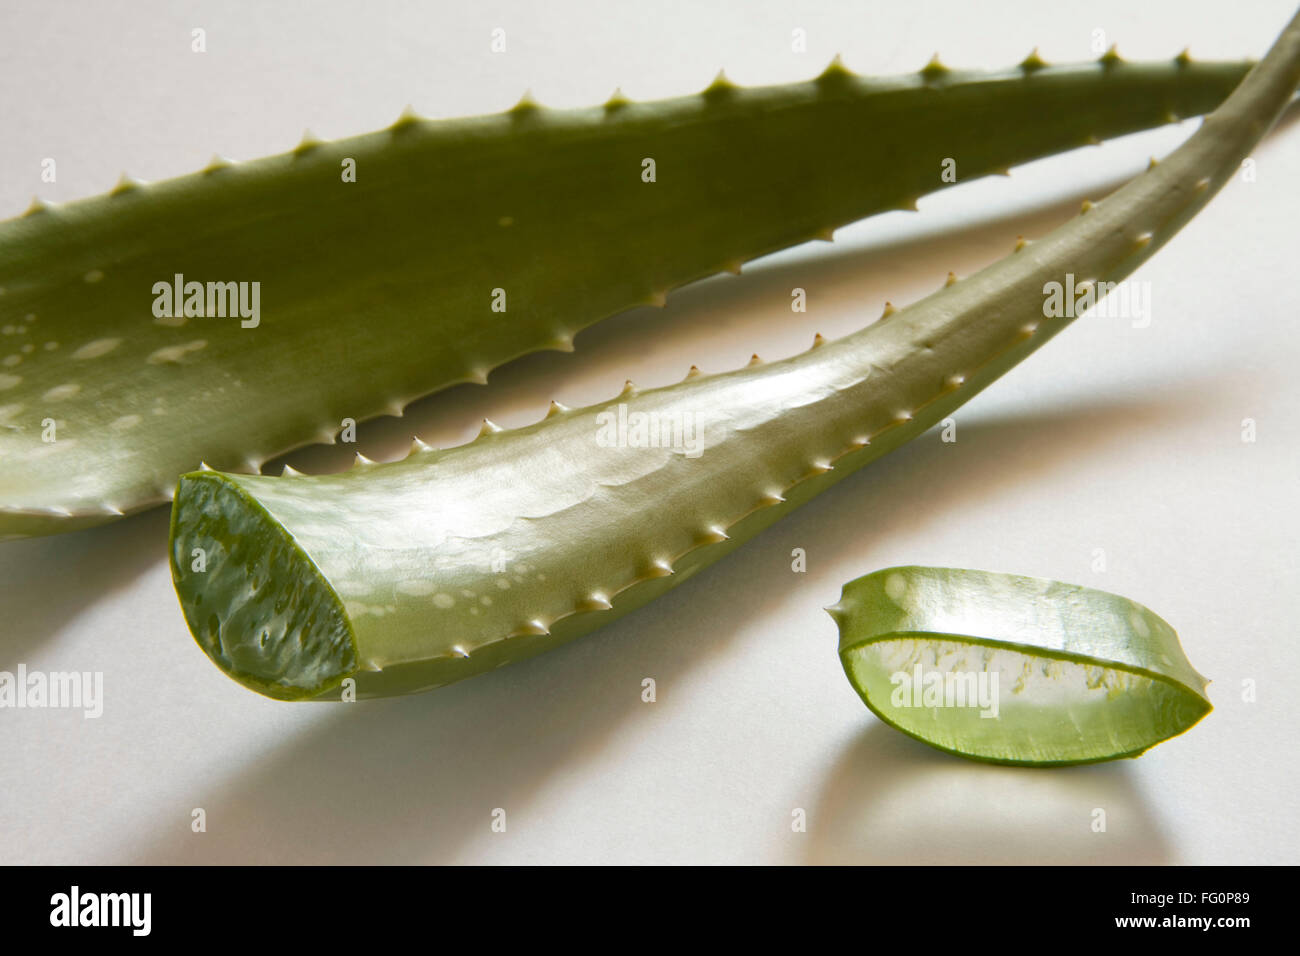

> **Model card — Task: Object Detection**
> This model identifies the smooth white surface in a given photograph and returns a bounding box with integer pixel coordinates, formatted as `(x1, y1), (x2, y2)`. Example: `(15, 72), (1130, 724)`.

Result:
(1, 0), (1297, 865)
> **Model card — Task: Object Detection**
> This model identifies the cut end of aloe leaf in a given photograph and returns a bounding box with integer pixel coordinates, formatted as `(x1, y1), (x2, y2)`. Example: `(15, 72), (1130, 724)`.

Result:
(169, 473), (358, 701)
(831, 567), (1212, 767)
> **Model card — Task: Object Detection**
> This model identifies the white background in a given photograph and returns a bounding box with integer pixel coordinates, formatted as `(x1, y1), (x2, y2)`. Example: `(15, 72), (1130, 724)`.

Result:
(1, 0), (1297, 864)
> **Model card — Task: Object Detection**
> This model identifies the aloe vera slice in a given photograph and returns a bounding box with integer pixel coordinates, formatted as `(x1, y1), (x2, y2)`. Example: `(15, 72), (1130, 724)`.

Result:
(0, 53), (1256, 538)
(171, 11), (1300, 701)
(829, 567), (1212, 766)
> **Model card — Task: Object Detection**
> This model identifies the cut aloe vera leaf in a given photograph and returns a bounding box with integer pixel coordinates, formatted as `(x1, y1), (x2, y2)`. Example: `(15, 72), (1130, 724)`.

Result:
(829, 567), (1212, 765)
(0, 53), (1258, 539)
(171, 11), (1300, 701)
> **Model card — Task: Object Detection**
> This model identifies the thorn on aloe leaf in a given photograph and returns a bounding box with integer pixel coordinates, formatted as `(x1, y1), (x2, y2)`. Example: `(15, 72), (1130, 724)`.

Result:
(109, 174), (142, 196)
(816, 53), (853, 86)
(1020, 48), (1049, 73)
(294, 130), (323, 155)
(646, 559), (674, 578)
(698, 525), (729, 544)
(390, 105), (422, 132)
(581, 593), (613, 612)
(202, 154), (232, 174)
(604, 87), (631, 113)
(702, 69), (739, 101)
(510, 91), (541, 116)
(920, 53), (950, 80)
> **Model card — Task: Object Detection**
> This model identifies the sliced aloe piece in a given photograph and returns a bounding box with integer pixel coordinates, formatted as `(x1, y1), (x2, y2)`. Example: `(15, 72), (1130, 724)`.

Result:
(829, 567), (1212, 765)
(0, 52), (1258, 538)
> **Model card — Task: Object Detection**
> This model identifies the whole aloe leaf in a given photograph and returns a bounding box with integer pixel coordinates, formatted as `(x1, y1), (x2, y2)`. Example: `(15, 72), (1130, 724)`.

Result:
(170, 9), (1300, 701)
(0, 54), (1255, 538)
(831, 566), (1212, 766)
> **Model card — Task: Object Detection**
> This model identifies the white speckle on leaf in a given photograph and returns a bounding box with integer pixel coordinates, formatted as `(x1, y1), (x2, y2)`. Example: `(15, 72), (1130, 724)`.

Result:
(396, 580), (434, 597)
(433, 593), (455, 609)
(885, 572), (908, 604)
(1129, 611), (1151, 639)
(2, 355), (20, 367)
(110, 414), (142, 431)
(153, 314), (187, 327)
(43, 383), (81, 401)
(0, 374), (23, 390)
(147, 340), (207, 364)
(83, 269), (105, 283)
(72, 337), (122, 360)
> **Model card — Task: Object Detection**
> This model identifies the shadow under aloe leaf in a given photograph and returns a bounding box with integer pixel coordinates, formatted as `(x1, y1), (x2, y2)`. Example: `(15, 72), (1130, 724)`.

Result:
(128, 386), (1212, 863)
(0, 507), (170, 673)
(806, 725), (1171, 865)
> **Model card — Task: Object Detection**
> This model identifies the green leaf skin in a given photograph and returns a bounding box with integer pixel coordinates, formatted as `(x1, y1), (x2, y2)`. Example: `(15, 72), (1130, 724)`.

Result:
(171, 12), (1300, 701)
(0, 54), (1257, 539)
(829, 567), (1211, 766)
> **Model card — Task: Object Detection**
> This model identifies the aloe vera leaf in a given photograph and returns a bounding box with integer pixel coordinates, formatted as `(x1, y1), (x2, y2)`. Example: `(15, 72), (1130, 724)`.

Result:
(0, 55), (1257, 540)
(828, 566), (1211, 766)
(170, 11), (1300, 701)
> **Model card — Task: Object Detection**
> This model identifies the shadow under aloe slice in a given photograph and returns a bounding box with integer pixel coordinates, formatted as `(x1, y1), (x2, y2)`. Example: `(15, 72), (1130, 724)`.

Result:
(830, 566), (1212, 766)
